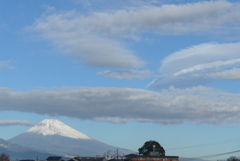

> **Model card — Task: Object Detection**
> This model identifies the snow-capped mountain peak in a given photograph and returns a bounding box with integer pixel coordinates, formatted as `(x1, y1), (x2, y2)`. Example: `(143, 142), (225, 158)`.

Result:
(26, 119), (92, 140)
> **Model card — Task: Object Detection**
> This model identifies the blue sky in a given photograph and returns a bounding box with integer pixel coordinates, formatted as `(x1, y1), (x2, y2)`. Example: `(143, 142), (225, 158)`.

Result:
(1, 0), (240, 160)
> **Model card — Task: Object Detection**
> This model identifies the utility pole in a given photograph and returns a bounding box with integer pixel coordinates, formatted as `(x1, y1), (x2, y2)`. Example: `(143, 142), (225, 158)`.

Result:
(117, 149), (118, 160)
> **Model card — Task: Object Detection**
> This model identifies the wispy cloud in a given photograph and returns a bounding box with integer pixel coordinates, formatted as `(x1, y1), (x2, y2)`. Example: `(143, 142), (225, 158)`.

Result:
(28, 1), (240, 68)
(0, 120), (36, 127)
(148, 42), (240, 89)
(29, 11), (145, 68)
(0, 61), (14, 71)
(0, 87), (240, 125)
(97, 69), (154, 79)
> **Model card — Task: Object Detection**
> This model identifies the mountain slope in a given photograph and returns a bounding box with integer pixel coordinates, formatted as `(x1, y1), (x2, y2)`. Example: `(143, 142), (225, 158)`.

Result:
(9, 119), (134, 157)
(0, 138), (55, 160)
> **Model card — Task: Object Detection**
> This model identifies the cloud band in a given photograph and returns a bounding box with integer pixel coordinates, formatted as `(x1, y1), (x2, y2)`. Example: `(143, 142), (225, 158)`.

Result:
(0, 87), (240, 125)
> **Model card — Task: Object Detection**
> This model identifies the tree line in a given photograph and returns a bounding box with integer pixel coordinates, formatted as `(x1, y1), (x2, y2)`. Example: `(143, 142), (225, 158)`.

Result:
(0, 153), (10, 161)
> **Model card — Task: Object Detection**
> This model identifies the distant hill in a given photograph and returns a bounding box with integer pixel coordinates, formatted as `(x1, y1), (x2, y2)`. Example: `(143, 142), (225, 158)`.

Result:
(9, 119), (134, 157)
(0, 138), (56, 160)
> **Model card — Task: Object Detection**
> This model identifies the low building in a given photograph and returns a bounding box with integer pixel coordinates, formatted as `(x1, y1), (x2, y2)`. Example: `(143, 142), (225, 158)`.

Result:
(131, 155), (179, 161)
(68, 157), (106, 161)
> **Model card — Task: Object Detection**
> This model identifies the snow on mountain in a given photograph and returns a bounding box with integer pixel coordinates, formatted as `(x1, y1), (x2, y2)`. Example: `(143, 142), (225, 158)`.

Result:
(26, 119), (92, 140)
(9, 119), (135, 156)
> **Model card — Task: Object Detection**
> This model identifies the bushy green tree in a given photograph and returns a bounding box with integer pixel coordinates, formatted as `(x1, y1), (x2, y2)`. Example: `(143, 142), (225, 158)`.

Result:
(0, 153), (10, 161)
(138, 140), (165, 156)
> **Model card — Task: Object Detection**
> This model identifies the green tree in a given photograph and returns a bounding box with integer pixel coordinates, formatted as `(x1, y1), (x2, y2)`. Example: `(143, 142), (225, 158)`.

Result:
(0, 153), (10, 161)
(138, 140), (165, 156)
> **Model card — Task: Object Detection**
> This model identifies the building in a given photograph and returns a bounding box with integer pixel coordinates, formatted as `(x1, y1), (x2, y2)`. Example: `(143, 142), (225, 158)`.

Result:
(131, 155), (179, 161)
(68, 157), (107, 161)
(131, 145), (179, 161)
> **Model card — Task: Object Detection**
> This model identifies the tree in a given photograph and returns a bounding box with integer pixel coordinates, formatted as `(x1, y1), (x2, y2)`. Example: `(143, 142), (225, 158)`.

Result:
(138, 140), (165, 156)
(227, 156), (240, 161)
(0, 153), (10, 161)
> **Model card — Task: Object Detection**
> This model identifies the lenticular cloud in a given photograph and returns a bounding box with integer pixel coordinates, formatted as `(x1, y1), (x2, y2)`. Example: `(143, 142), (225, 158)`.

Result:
(148, 42), (240, 89)
(29, 0), (240, 69)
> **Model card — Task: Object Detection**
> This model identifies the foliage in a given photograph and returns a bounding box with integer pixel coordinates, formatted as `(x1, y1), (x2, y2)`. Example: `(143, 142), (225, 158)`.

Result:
(227, 156), (240, 161)
(0, 153), (10, 161)
(138, 140), (165, 156)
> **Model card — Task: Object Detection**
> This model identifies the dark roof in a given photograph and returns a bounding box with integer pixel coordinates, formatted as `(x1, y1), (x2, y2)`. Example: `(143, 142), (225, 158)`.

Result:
(125, 154), (137, 158)
(135, 155), (179, 158)
(46, 156), (63, 160)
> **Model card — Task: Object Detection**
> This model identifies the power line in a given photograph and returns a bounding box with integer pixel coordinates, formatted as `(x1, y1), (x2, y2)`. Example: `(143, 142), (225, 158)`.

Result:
(182, 150), (240, 160)
(167, 138), (240, 151)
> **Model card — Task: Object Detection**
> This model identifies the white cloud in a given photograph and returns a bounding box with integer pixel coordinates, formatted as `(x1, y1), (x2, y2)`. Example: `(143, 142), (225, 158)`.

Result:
(0, 61), (14, 71)
(173, 58), (240, 77)
(161, 42), (240, 74)
(207, 68), (240, 80)
(0, 120), (36, 127)
(29, 1), (240, 68)
(0, 86), (240, 125)
(148, 42), (240, 89)
(97, 69), (154, 79)
(148, 75), (213, 89)
(30, 11), (145, 68)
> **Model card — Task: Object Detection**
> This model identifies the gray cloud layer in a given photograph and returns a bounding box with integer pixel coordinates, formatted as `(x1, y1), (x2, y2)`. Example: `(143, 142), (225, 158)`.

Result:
(0, 87), (240, 125)
(0, 120), (36, 127)
(81, 0), (240, 35)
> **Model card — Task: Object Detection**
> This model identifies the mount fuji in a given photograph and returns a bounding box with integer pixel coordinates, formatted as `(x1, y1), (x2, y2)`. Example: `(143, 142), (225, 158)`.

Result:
(9, 119), (134, 157)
